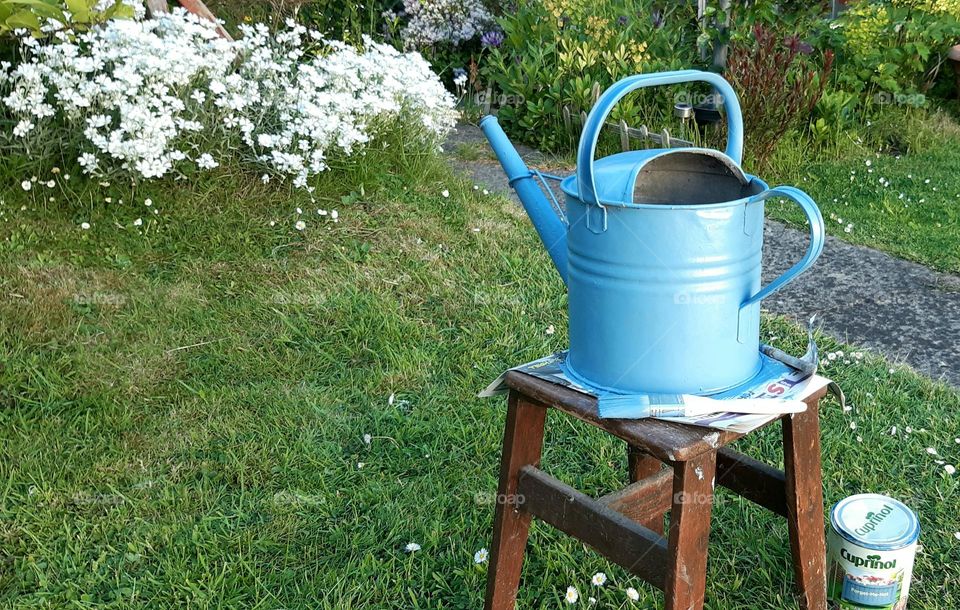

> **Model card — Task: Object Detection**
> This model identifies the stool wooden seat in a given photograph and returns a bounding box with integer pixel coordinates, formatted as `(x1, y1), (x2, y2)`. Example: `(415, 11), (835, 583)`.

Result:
(485, 370), (828, 610)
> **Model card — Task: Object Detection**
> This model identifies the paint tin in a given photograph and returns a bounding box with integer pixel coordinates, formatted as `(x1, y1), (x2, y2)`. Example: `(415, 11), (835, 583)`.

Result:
(828, 494), (920, 609)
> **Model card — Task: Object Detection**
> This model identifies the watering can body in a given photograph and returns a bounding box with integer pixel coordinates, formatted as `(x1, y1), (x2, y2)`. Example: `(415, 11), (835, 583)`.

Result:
(481, 70), (825, 395)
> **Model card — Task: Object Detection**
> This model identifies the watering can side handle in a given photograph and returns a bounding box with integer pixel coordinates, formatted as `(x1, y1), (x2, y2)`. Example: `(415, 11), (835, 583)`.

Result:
(740, 186), (825, 310)
(576, 70), (744, 207)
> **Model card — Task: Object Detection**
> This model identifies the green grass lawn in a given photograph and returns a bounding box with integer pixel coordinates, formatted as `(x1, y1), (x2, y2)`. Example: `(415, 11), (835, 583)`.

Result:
(767, 119), (960, 274)
(1, 150), (959, 608)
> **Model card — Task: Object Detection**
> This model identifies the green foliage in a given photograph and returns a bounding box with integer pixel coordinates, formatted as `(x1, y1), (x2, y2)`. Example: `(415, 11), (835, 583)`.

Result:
(297, 0), (398, 43)
(815, 0), (960, 96)
(481, 0), (698, 152)
(2, 139), (960, 607)
(0, 0), (133, 37)
(726, 24), (834, 171)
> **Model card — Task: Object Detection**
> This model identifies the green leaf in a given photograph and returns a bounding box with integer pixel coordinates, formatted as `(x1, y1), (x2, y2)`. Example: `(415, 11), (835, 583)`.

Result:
(6, 0), (65, 23)
(3, 8), (41, 32)
(64, 0), (91, 22)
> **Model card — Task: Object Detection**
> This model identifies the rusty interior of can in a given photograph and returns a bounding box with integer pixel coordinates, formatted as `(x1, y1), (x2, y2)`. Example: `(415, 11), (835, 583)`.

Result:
(632, 150), (763, 205)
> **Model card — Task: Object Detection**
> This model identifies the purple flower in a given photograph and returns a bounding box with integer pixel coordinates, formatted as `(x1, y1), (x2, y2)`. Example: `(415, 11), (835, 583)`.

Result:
(481, 30), (504, 48)
(650, 9), (664, 29)
(617, 15), (628, 26)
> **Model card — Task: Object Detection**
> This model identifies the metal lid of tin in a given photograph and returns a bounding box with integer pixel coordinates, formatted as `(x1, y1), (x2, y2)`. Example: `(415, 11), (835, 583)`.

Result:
(831, 494), (920, 551)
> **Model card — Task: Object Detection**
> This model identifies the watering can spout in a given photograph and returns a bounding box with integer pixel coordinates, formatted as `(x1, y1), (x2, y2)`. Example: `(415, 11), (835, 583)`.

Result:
(479, 116), (569, 284)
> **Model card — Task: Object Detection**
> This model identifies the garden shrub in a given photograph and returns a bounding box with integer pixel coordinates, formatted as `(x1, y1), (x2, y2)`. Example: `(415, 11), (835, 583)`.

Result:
(727, 25), (833, 171)
(0, 9), (457, 192)
(481, 0), (698, 152)
(817, 0), (960, 97)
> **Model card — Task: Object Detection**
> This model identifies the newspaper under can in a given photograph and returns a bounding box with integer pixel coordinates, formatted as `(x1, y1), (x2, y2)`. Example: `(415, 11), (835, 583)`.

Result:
(828, 494), (920, 609)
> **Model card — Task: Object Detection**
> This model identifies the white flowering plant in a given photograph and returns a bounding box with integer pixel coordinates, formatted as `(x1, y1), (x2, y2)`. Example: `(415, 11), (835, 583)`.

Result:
(0, 9), (457, 193)
(396, 0), (495, 49)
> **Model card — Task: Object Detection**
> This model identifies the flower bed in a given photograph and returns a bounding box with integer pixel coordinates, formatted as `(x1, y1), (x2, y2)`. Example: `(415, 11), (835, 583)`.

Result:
(1, 9), (457, 190)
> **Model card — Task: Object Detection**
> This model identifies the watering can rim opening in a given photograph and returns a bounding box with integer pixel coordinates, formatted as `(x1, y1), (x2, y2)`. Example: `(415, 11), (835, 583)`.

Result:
(560, 146), (770, 210)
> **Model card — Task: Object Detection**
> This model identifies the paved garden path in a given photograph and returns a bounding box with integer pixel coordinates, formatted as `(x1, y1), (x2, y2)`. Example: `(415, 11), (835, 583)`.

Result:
(446, 123), (960, 386)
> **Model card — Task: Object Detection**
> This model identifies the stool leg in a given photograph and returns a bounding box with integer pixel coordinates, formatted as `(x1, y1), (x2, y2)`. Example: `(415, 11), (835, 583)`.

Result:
(484, 392), (547, 610)
(783, 401), (828, 610)
(628, 444), (666, 533)
(664, 453), (717, 610)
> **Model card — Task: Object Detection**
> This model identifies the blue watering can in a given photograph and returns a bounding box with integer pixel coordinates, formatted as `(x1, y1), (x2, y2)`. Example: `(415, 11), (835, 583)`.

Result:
(481, 70), (825, 395)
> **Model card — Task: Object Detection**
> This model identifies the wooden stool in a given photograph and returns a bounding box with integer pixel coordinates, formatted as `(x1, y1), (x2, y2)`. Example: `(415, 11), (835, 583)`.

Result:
(484, 371), (828, 610)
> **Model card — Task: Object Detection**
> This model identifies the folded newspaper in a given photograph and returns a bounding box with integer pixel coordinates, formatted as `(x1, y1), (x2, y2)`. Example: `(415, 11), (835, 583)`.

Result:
(480, 330), (842, 433)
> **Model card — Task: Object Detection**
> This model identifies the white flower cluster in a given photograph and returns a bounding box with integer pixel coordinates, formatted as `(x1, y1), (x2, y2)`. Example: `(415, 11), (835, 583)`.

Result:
(400, 0), (494, 48)
(227, 20), (457, 187)
(1, 10), (457, 187)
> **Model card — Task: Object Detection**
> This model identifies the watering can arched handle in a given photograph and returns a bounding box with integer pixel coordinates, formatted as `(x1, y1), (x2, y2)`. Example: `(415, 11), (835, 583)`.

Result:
(577, 70), (744, 207)
(741, 186), (825, 310)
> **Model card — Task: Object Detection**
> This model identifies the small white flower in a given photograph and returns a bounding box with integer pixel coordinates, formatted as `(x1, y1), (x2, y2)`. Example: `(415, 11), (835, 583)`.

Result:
(626, 587), (640, 601)
(588, 597), (596, 605)
(545, 324), (556, 335)
(144, 198), (152, 207)
(295, 220), (306, 231)
(954, 532), (960, 541)
(196, 154), (219, 170)
(473, 548), (488, 563)
(565, 586), (579, 604)
(261, 174), (270, 184)
(80, 222), (90, 230)
(441, 189), (450, 198)
(78, 153), (98, 172)
(357, 462), (364, 469)
(890, 426), (897, 435)
(363, 433), (372, 445)
(404, 542), (421, 553)
(864, 159), (871, 166)
(46, 180), (55, 188)
(944, 464), (956, 475)
(269, 221), (276, 227)
(20, 180), (31, 191)
(482, 189), (489, 195)
(591, 572), (607, 586)
(388, 393), (395, 406)
(849, 421), (857, 430)
(133, 218), (143, 227)
(926, 447), (938, 456)
(925, 178), (931, 184)
(190, 89), (206, 104)
(12, 119), (34, 137)
(905, 426), (912, 433)
(296, 207), (303, 215)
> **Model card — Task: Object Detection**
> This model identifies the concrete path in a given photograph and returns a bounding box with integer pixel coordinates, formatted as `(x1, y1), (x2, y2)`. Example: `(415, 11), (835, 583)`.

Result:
(446, 123), (960, 386)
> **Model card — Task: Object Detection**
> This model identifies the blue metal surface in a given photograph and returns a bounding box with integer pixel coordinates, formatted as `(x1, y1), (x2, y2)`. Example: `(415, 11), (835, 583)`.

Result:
(479, 116), (569, 283)
(564, 175), (768, 393)
(576, 70), (744, 207)
(480, 70), (826, 395)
